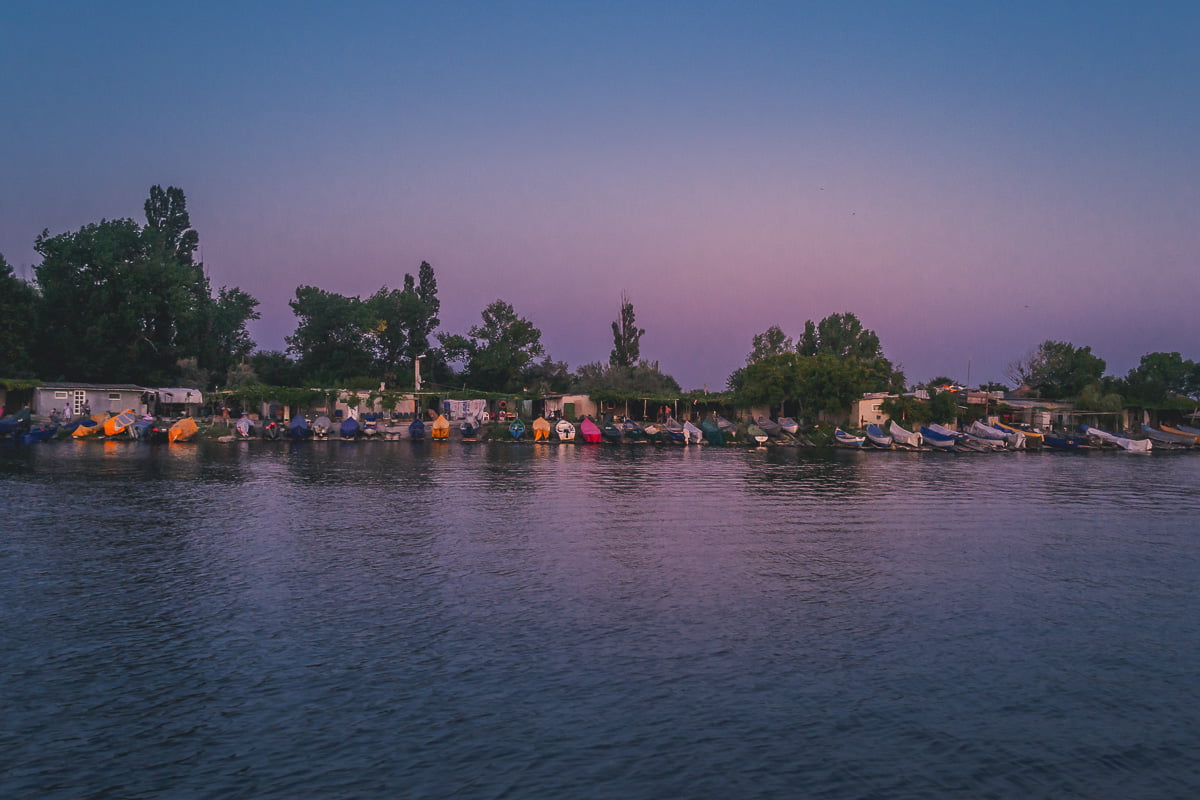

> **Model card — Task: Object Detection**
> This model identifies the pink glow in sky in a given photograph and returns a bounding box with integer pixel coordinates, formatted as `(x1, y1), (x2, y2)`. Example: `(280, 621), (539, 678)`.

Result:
(3, 2), (1197, 389)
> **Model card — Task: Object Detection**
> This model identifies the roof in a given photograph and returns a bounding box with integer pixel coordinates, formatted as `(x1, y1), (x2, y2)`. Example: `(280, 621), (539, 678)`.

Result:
(39, 382), (148, 391)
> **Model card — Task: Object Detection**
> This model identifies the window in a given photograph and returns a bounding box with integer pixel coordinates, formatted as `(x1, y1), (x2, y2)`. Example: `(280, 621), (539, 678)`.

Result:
(108, 393), (121, 400)
(55, 391), (69, 399)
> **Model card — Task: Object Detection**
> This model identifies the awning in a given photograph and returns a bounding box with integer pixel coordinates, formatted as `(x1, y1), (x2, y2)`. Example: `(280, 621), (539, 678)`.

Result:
(156, 388), (204, 404)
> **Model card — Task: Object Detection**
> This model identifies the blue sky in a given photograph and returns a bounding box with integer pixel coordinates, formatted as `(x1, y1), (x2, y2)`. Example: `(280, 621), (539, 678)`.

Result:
(3, 1), (1197, 388)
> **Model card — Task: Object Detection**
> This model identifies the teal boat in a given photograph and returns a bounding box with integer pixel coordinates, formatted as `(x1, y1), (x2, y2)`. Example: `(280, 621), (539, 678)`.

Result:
(509, 418), (525, 440)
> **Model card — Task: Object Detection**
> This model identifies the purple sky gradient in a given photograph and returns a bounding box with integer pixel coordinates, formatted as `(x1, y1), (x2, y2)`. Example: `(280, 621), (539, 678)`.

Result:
(3, 2), (1197, 389)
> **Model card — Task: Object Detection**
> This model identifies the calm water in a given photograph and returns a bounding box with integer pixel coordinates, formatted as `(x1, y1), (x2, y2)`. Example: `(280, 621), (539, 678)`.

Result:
(2, 440), (1198, 799)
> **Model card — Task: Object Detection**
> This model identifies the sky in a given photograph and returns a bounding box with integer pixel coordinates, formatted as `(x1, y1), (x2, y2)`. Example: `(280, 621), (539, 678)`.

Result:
(3, 1), (1198, 390)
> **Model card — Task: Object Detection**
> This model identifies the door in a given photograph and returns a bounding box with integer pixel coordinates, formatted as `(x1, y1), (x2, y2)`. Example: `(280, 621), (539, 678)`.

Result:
(73, 391), (86, 416)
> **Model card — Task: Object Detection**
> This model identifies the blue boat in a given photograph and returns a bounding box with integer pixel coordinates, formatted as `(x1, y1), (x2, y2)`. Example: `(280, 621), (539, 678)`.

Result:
(834, 428), (865, 447)
(408, 418), (426, 440)
(865, 424), (893, 449)
(289, 414), (311, 439)
(1042, 434), (1083, 449)
(340, 417), (360, 439)
(18, 424), (58, 444)
(920, 426), (958, 451)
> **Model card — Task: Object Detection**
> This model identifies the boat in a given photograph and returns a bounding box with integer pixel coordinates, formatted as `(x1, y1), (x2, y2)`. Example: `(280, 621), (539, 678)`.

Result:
(71, 415), (105, 438)
(508, 418), (526, 440)
(103, 409), (137, 437)
(1142, 424), (1195, 448)
(432, 414), (451, 441)
(620, 419), (646, 441)
(716, 416), (738, 439)
(865, 424), (893, 449)
(777, 417), (800, 435)
(641, 422), (665, 443)
(700, 418), (725, 446)
(408, 418), (426, 440)
(682, 420), (704, 444)
(834, 428), (865, 447)
(19, 424), (58, 444)
(338, 417), (359, 439)
(601, 417), (623, 443)
(1080, 424), (1152, 452)
(579, 417), (602, 443)
(234, 417), (254, 438)
(968, 420), (1014, 447)
(1042, 433), (1083, 449)
(531, 416), (551, 442)
(311, 416), (330, 438)
(747, 423), (769, 445)
(0, 408), (32, 437)
(289, 414), (311, 439)
(555, 418), (576, 441)
(888, 420), (922, 449)
(994, 421), (1043, 446)
(169, 416), (199, 443)
(920, 426), (958, 451)
(755, 416), (782, 438)
(462, 415), (485, 440)
(1159, 424), (1200, 445)
(131, 416), (160, 442)
(664, 416), (686, 443)
(360, 414), (379, 437)
(263, 419), (284, 440)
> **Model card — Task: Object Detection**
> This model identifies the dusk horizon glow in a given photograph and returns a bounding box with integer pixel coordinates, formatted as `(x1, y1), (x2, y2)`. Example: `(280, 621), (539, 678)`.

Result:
(3, 2), (1197, 390)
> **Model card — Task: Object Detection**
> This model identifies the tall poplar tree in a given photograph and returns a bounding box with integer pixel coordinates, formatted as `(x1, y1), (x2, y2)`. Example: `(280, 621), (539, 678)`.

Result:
(609, 292), (645, 368)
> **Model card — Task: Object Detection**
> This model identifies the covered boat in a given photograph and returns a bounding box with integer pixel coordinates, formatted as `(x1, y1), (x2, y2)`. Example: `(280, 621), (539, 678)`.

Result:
(432, 414), (451, 440)
(360, 414), (379, 437)
(338, 417), (359, 439)
(1042, 433), (1083, 449)
(777, 417), (800, 434)
(865, 424), (893, 449)
(663, 416), (686, 443)
(555, 418), (576, 441)
(509, 418), (526, 440)
(104, 409), (137, 437)
(834, 428), (865, 447)
(601, 417), (623, 443)
(700, 418), (724, 446)
(0, 408), (32, 437)
(311, 416), (330, 438)
(1159, 424), (1200, 445)
(19, 424), (58, 444)
(234, 417), (254, 438)
(920, 426), (958, 451)
(289, 414), (310, 439)
(620, 419), (646, 441)
(755, 416), (782, 438)
(1143, 424), (1194, 448)
(682, 420), (703, 444)
(532, 416), (551, 441)
(169, 416), (199, 443)
(459, 415), (482, 440)
(968, 420), (1015, 448)
(641, 422), (665, 443)
(408, 418), (426, 440)
(888, 420), (922, 449)
(71, 415), (104, 438)
(579, 417), (602, 443)
(716, 416), (738, 438)
(1080, 424), (1152, 452)
(994, 421), (1043, 447)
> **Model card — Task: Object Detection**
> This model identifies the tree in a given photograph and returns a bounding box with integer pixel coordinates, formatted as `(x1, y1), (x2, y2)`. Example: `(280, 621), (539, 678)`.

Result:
(524, 355), (572, 394)
(365, 261), (441, 383)
(609, 292), (645, 368)
(0, 253), (38, 377)
(210, 287), (260, 377)
(249, 350), (301, 386)
(439, 300), (544, 392)
(1010, 340), (1106, 399)
(286, 286), (374, 382)
(747, 324), (793, 363)
(797, 312), (883, 360)
(1122, 351), (1198, 406)
(571, 360), (681, 396)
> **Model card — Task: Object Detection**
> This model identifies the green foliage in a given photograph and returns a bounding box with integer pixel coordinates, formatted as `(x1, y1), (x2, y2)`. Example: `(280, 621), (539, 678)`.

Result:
(747, 324), (793, 363)
(0, 253), (38, 377)
(609, 292), (645, 368)
(1122, 351), (1199, 406)
(797, 312), (882, 359)
(1076, 381), (1125, 412)
(572, 360), (681, 397)
(879, 395), (930, 426)
(439, 300), (544, 392)
(524, 355), (572, 394)
(28, 186), (257, 387)
(225, 383), (324, 410)
(1008, 340), (1105, 399)
(364, 261), (440, 382)
(926, 388), (959, 423)
(979, 381), (1008, 393)
(286, 286), (374, 382)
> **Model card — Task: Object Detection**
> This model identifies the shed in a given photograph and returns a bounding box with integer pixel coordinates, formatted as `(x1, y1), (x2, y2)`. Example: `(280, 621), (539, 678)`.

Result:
(33, 383), (149, 419)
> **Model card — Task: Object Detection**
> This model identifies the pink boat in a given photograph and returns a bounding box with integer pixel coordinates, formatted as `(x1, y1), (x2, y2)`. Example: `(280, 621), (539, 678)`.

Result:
(579, 417), (602, 443)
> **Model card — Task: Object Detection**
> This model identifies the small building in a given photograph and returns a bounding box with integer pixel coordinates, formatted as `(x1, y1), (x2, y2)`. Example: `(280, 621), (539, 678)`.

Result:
(540, 394), (598, 421)
(851, 393), (894, 429)
(154, 387), (205, 418)
(33, 382), (149, 419)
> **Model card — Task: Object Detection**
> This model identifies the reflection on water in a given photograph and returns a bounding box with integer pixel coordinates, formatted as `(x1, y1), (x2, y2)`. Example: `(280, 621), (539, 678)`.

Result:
(2, 441), (1199, 799)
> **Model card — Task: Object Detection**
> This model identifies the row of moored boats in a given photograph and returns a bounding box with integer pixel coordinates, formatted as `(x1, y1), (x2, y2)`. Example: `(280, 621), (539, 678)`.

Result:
(830, 420), (1200, 452)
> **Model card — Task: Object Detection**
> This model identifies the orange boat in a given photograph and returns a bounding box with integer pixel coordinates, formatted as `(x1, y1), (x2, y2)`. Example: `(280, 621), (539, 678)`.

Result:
(168, 416), (198, 443)
(103, 409), (137, 437)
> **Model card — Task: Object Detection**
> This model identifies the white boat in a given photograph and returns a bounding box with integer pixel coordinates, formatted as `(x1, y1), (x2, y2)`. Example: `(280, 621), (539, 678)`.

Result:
(682, 420), (704, 444)
(1080, 424), (1152, 452)
(888, 420), (922, 449)
(834, 428), (865, 447)
(968, 420), (1016, 447)
(777, 417), (800, 434)
(555, 418), (576, 441)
